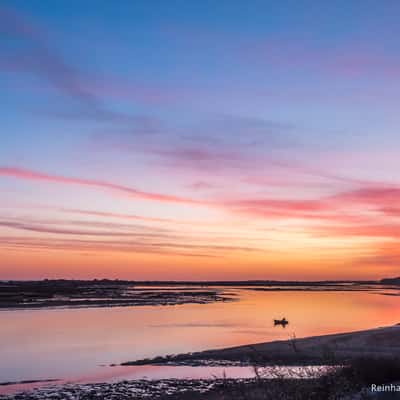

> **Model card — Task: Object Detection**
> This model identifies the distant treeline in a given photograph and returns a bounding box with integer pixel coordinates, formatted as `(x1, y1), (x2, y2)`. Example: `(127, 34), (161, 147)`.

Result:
(2, 278), (393, 287)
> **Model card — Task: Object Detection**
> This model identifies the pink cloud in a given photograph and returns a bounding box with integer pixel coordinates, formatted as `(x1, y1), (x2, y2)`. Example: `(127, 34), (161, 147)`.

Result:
(60, 208), (195, 225)
(231, 198), (328, 213)
(333, 187), (400, 206)
(224, 183), (400, 227)
(0, 166), (203, 205)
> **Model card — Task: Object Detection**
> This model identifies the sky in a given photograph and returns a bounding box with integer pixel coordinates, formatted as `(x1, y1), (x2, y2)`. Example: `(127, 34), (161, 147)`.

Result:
(1, 1), (400, 280)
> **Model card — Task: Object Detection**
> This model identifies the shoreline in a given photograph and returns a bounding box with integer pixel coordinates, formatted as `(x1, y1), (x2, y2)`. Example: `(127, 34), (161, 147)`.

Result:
(122, 324), (400, 366)
(2, 325), (400, 399)
(2, 279), (398, 310)
(0, 281), (235, 310)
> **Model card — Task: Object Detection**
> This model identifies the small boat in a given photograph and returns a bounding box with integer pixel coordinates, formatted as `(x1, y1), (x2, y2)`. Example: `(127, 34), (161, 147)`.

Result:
(274, 317), (288, 326)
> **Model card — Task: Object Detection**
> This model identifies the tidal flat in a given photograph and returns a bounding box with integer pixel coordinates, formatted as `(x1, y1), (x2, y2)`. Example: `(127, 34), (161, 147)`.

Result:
(0, 280), (234, 309)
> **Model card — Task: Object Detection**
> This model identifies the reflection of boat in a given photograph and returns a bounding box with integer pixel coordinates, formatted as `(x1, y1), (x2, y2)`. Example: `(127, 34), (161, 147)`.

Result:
(274, 318), (288, 326)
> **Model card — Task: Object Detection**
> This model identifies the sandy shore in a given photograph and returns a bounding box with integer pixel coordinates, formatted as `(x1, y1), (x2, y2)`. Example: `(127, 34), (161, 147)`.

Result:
(123, 324), (400, 366)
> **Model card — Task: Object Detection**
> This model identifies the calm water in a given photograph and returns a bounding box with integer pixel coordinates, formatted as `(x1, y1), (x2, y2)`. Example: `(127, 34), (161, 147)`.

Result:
(1, 288), (399, 384)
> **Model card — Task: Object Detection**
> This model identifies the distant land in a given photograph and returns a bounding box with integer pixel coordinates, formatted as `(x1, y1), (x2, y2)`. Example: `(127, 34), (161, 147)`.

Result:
(380, 277), (400, 285)
(1, 277), (399, 285)
(0, 277), (399, 310)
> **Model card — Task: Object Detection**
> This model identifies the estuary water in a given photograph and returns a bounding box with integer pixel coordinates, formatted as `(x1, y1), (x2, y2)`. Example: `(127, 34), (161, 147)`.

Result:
(1, 286), (399, 385)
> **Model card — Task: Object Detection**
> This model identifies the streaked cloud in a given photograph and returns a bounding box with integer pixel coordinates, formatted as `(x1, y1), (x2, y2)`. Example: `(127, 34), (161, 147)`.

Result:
(0, 166), (203, 205)
(2, 2), (400, 279)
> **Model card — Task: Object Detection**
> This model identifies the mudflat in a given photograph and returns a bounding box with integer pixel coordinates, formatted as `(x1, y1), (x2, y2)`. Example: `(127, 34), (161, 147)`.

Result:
(0, 280), (233, 309)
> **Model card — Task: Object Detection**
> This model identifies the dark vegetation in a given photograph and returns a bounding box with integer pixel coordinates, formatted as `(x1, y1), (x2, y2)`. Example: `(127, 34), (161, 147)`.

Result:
(164, 359), (400, 399)
(151, 358), (400, 399)
(212, 358), (400, 399)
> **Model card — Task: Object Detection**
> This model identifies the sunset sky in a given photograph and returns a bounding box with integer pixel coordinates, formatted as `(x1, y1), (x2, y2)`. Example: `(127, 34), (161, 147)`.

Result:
(1, 1), (400, 280)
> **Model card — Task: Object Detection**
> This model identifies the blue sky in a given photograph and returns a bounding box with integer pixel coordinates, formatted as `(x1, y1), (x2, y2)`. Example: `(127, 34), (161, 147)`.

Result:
(1, 1), (400, 280)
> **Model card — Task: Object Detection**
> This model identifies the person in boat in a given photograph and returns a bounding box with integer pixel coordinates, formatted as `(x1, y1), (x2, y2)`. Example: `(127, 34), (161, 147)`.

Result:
(274, 317), (288, 325)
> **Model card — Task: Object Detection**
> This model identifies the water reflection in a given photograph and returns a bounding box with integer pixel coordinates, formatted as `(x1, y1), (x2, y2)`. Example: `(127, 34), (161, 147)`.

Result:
(0, 365), (335, 395)
(0, 288), (399, 384)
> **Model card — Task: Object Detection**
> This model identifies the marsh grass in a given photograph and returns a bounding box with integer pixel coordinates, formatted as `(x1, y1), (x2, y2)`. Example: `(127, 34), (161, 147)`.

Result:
(165, 357), (400, 400)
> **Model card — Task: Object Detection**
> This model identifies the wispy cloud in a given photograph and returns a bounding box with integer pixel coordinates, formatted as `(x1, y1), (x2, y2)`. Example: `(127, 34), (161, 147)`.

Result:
(60, 208), (180, 224)
(224, 182), (400, 238)
(0, 219), (169, 238)
(333, 187), (400, 207)
(352, 242), (400, 268)
(0, 231), (260, 258)
(188, 181), (219, 191)
(59, 207), (218, 227)
(310, 223), (400, 240)
(0, 5), (117, 120)
(0, 166), (203, 205)
(245, 39), (400, 80)
(0, 5), (178, 123)
(0, 236), (220, 258)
